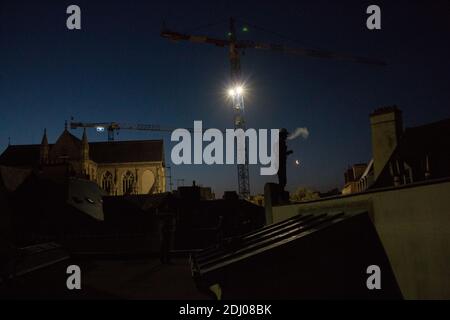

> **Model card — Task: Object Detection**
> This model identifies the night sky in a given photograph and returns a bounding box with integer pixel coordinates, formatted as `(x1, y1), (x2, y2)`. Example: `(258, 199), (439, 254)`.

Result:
(1, 0), (450, 197)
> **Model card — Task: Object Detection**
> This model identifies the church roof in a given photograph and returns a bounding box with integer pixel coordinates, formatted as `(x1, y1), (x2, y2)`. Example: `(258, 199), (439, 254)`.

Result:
(89, 140), (164, 163)
(0, 140), (164, 166)
(0, 145), (40, 166)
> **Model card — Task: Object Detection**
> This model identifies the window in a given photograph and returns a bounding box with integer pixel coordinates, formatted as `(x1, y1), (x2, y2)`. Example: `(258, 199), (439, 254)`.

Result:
(122, 171), (135, 195)
(102, 171), (113, 194)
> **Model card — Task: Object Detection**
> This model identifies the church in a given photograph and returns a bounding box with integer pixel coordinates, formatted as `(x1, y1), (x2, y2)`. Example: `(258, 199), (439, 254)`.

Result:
(0, 125), (166, 196)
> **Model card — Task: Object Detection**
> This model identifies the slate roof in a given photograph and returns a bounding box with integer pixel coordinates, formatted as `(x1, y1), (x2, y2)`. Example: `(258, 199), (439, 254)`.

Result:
(0, 145), (40, 167)
(191, 210), (402, 299)
(0, 139), (164, 167)
(192, 211), (351, 275)
(89, 140), (164, 164)
(397, 118), (450, 156)
(373, 118), (450, 188)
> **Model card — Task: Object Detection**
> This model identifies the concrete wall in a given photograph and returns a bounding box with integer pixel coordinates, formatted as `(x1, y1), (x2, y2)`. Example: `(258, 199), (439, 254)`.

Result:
(271, 179), (450, 299)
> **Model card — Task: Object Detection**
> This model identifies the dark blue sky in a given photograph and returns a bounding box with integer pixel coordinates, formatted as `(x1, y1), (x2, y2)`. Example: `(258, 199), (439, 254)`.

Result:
(1, 0), (450, 196)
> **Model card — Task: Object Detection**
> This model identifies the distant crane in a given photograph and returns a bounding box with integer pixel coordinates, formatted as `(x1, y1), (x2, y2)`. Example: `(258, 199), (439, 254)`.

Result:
(70, 120), (178, 192)
(161, 17), (385, 199)
(70, 121), (173, 141)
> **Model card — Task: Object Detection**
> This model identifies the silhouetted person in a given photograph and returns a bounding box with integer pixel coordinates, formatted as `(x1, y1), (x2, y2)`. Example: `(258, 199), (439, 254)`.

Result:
(278, 128), (293, 191)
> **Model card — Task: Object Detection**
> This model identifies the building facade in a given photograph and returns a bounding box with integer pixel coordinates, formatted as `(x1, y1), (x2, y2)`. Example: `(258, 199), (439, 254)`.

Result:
(342, 106), (450, 195)
(342, 163), (369, 195)
(0, 127), (166, 196)
(269, 106), (450, 299)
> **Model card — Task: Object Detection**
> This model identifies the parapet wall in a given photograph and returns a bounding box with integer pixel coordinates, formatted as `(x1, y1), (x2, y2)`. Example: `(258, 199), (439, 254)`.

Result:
(272, 179), (450, 299)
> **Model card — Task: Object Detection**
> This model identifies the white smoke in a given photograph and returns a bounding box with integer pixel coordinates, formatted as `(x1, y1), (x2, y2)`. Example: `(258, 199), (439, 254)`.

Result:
(287, 127), (309, 140)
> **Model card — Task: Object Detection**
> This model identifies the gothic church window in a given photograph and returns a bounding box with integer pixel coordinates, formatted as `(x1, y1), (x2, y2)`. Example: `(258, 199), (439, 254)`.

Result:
(102, 171), (113, 194)
(122, 171), (135, 195)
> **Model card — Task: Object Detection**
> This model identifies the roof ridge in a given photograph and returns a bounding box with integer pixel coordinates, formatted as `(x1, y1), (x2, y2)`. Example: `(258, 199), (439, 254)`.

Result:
(405, 117), (450, 131)
(89, 139), (163, 144)
(6, 144), (40, 147)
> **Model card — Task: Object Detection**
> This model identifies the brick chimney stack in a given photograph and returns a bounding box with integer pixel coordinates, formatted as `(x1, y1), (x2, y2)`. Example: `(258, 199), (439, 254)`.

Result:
(370, 106), (403, 180)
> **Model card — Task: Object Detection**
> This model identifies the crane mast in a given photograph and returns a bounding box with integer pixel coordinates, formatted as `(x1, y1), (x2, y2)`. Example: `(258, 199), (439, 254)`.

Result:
(160, 17), (385, 198)
(228, 17), (250, 199)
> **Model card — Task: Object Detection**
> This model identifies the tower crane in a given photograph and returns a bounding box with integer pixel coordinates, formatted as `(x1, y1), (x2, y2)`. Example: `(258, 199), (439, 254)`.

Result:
(161, 17), (385, 199)
(70, 121), (179, 192)
(70, 121), (173, 141)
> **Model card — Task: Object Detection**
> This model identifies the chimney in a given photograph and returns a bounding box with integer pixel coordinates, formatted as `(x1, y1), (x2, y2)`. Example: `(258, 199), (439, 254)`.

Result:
(370, 106), (403, 180)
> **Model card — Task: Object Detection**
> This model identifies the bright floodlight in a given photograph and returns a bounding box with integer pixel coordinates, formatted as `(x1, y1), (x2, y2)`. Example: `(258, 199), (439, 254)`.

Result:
(96, 126), (105, 132)
(228, 85), (244, 97)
